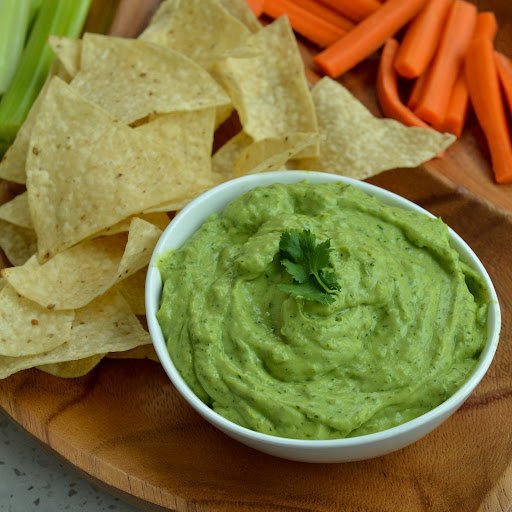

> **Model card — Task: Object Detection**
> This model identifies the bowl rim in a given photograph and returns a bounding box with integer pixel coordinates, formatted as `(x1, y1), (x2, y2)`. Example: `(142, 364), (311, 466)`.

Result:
(145, 170), (501, 448)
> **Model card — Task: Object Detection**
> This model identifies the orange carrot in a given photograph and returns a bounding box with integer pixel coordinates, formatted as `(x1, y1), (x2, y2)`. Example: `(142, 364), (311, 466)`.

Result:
(377, 38), (432, 129)
(438, 71), (469, 136)
(439, 12), (498, 136)
(393, 0), (452, 79)
(407, 72), (428, 110)
(316, 0), (380, 23)
(314, 0), (428, 78)
(413, 1), (476, 126)
(495, 52), (512, 120)
(245, 0), (265, 17)
(293, 0), (355, 32)
(263, 0), (347, 48)
(473, 11), (498, 40)
(465, 38), (512, 184)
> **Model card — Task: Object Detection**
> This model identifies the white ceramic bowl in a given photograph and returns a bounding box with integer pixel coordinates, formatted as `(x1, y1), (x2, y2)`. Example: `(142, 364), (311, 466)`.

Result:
(146, 171), (501, 463)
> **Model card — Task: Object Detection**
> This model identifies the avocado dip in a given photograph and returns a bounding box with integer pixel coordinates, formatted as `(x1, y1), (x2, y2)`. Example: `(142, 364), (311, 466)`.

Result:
(156, 181), (489, 440)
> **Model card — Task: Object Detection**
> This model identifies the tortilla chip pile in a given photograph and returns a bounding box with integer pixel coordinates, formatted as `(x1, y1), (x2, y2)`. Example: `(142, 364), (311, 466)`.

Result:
(0, 0), (455, 379)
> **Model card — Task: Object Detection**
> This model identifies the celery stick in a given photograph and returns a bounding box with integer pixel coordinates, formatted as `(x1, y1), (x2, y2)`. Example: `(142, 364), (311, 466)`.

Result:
(0, 0), (92, 153)
(0, 0), (32, 95)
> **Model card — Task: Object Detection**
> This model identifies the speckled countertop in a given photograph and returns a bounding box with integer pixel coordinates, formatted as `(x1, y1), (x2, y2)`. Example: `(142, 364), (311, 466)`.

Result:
(0, 409), (143, 512)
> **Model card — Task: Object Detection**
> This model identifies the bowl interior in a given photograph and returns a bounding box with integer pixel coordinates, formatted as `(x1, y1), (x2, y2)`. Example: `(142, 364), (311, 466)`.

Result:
(145, 171), (501, 457)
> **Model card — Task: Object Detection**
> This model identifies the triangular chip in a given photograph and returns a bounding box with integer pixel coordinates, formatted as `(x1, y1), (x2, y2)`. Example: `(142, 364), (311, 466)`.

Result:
(139, 0), (251, 70)
(0, 192), (32, 229)
(2, 218), (162, 310)
(26, 78), (216, 261)
(107, 345), (159, 362)
(37, 354), (105, 378)
(70, 33), (231, 124)
(47, 35), (82, 78)
(0, 219), (36, 266)
(0, 283), (73, 357)
(233, 132), (319, 177)
(296, 77), (456, 179)
(212, 130), (253, 180)
(218, 0), (262, 33)
(212, 17), (318, 157)
(114, 267), (147, 316)
(0, 290), (151, 379)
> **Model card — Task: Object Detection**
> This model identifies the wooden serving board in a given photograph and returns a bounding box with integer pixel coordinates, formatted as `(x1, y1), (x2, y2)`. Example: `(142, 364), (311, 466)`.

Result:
(1, 1), (512, 511)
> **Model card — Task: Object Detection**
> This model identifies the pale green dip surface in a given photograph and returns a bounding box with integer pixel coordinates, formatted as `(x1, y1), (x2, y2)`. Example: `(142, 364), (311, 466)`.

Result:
(157, 182), (489, 440)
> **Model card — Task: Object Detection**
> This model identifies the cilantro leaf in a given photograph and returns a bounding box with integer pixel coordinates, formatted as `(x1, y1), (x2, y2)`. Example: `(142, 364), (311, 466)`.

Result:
(277, 229), (339, 304)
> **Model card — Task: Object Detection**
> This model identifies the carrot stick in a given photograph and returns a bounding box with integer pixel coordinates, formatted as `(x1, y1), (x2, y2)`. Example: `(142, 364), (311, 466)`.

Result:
(316, 0), (380, 23)
(293, 0), (355, 32)
(245, 0), (265, 17)
(377, 38), (432, 129)
(465, 38), (512, 184)
(473, 11), (498, 41)
(393, 0), (452, 79)
(413, 1), (477, 126)
(263, 0), (347, 48)
(495, 52), (512, 120)
(438, 12), (498, 136)
(407, 72), (428, 110)
(437, 71), (469, 136)
(314, 0), (428, 79)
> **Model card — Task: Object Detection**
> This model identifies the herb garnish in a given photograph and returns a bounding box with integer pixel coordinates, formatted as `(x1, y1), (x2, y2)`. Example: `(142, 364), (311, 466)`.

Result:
(277, 229), (339, 304)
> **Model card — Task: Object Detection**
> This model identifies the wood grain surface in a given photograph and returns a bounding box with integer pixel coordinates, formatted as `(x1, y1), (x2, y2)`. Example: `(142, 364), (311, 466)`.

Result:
(1, 1), (512, 511)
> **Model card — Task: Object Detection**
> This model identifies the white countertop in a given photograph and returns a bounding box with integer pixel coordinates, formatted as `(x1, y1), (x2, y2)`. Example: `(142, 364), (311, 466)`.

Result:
(0, 409), (143, 512)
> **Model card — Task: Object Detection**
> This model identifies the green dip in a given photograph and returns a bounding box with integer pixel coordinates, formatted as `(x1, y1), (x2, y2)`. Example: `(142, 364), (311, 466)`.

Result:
(156, 181), (489, 440)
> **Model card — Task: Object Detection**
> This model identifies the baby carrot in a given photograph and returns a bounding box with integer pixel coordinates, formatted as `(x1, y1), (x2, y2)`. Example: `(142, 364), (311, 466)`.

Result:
(263, 0), (347, 48)
(316, 0), (380, 23)
(407, 72), (428, 110)
(413, 1), (477, 126)
(495, 52), (512, 123)
(293, 0), (355, 32)
(465, 38), (512, 184)
(439, 12), (498, 136)
(473, 11), (498, 41)
(376, 38), (432, 129)
(245, 0), (265, 17)
(393, 0), (452, 79)
(314, 0), (427, 79)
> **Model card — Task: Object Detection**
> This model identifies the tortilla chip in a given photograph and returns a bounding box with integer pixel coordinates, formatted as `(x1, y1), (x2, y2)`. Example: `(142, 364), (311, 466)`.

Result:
(139, 0), (251, 70)
(0, 289), (151, 379)
(212, 130), (253, 180)
(212, 17), (318, 157)
(0, 219), (36, 266)
(296, 77), (456, 179)
(26, 78), (217, 261)
(218, 0), (262, 33)
(2, 218), (162, 310)
(107, 345), (159, 362)
(0, 283), (73, 357)
(0, 59), (71, 185)
(37, 353), (105, 378)
(48, 36), (82, 78)
(233, 132), (319, 177)
(114, 267), (147, 315)
(0, 192), (32, 229)
(70, 33), (231, 125)
(92, 212), (170, 239)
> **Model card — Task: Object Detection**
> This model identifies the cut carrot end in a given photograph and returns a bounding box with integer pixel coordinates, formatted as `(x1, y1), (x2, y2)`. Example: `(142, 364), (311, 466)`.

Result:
(414, 0), (477, 127)
(394, 0), (453, 79)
